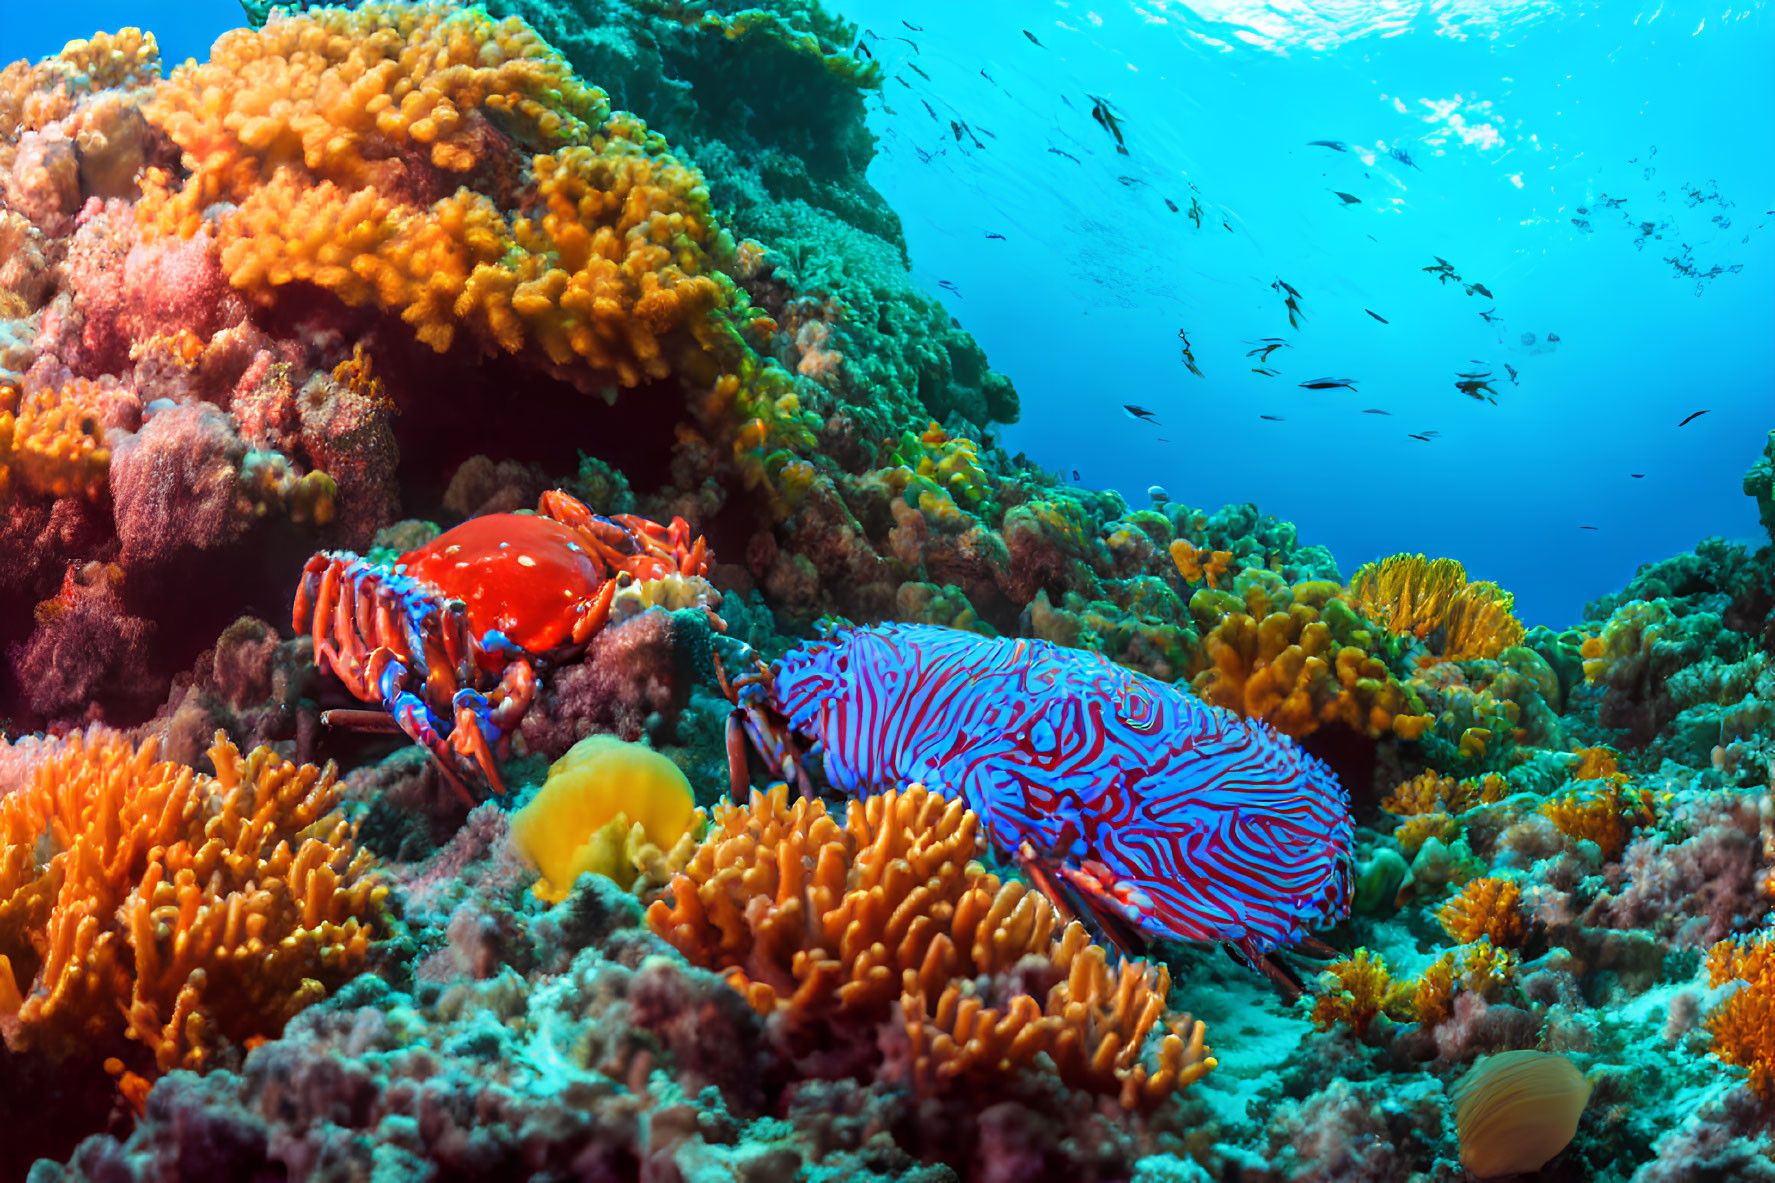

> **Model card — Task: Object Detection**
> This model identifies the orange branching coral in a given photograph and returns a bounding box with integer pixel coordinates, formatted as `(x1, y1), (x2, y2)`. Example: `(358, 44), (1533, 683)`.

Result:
(1190, 603), (1426, 740)
(1382, 770), (1507, 819)
(1346, 554), (1525, 662)
(646, 783), (1214, 1109)
(1450, 773), (1509, 812)
(0, 731), (383, 1076)
(1706, 934), (1775, 1097)
(1571, 746), (1621, 780)
(1412, 939), (1519, 1029)
(139, 3), (733, 389)
(1169, 540), (1233, 589)
(0, 377), (112, 503)
(1383, 770), (1456, 816)
(1439, 877), (1527, 948)
(1311, 948), (1413, 1036)
(1412, 952), (1458, 1027)
(1539, 778), (1658, 861)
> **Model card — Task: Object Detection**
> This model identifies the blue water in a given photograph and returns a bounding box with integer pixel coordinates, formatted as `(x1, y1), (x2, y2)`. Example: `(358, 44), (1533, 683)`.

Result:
(835, 0), (1775, 626)
(6, 0), (1770, 627)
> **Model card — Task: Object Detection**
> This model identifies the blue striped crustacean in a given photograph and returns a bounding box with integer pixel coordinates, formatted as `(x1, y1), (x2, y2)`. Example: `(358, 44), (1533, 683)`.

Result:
(719, 621), (1354, 977)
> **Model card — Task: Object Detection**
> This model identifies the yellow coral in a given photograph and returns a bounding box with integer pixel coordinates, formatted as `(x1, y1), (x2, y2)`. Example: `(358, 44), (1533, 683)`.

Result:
(1169, 540), (1233, 589)
(1412, 940), (1519, 1029)
(1189, 600), (1423, 740)
(510, 735), (703, 901)
(0, 731), (382, 1076)
(1396, 812), (1459, 859)
(1539, 777), (1657, 861)
(140, 4), (735, 391)
(1311, 948), (1413, 1036)
(1382, 770), (1455, 816)
(646, 783), (1214, 1109)
(0, 377), (111, 502)
(1438, 877), (1526, 948)
(1571, 746), (1620, 780)
(1347, 553), (1524, 661)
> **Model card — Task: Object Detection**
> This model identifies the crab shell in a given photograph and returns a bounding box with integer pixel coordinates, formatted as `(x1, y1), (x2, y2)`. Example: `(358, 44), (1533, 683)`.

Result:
(397, 512), (619, 670)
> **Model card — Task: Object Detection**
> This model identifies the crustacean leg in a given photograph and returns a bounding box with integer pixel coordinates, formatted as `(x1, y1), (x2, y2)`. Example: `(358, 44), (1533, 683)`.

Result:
(1013, 822), (1153, 960)
(322, 647), (478, 808)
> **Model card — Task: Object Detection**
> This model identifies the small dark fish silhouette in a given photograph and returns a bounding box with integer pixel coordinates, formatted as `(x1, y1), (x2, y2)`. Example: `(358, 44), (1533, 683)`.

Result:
(1678, 409), (1710, 426)
(1117, 176), (1147, 188)
(1579, 525), (1600, 530)
(1047, 148), (1081, 164)
(1366, 309), (1389, 323)
(1333, 191), (1362, 205)
(1387, 145), (1420, 170)
(1599, 195), (1626, 209)
(1272, 277), (1301, 298)
(1259, 415), (1285, 421)
(856, 42), (873, 59)
(903, 20), (924, 31)
(1089, 95), (1128, 153)
(1247, 340), (1289, 362)
(1630, 473), (1646, 478)
(1072, 469), (1080, 480)
(1251, 367), (1280, 376)
(1187, 197), (1204, 228)
(1177, 330), (1203, 377)
(1158, 438), (1171, 443)
(1283, 297), (1304, 329)
(981, 68), (995, 83)
(938, 279), (961, 296)
(1307, 140), (1349, 152)
(921, 99), (938, 120)
(985, 232), (1006, 240)
(1361, 408), (1391, 415)
(1024, 29), (1044, 46)
(1504, 364), (1519, 385)
(1408, 433), (1433, 442)
(1464, 281), (1494, 299)
(1300, 378), (1358, 391)
(1422, 257), (1460, 284)
(1123, 404), (1160, 423)
(913, 146), (931, 164)
(1165, 198), (1179, 212)
(909, 62), (931, 81)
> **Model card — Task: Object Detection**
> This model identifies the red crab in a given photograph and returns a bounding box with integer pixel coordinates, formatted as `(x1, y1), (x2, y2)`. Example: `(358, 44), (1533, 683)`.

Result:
(292, 490), (711, 801)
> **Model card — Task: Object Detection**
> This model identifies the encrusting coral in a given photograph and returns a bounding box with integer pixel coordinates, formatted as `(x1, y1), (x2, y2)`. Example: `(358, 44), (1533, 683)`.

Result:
(0, 730), (383, 1080)
(646, 782), (1215, 1110)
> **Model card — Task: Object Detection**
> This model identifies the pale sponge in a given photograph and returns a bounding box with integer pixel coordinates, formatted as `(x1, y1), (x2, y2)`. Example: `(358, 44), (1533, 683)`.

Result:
(510, 735), (701, 900)
(1453, 1049), (1592, 1177)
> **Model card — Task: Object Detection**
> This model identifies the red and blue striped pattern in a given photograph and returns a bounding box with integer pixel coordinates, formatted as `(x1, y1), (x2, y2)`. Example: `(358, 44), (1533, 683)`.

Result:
(766, 622), (1352, 957)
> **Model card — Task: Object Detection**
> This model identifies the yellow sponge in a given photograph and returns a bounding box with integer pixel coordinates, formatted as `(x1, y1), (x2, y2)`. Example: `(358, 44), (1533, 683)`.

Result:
(510, 735), (699, 901)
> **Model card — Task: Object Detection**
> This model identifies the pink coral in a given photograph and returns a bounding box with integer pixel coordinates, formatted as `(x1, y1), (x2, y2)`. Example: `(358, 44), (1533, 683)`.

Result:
(517, 609), (692, 758)
(109, 402), (254, 569)
(1584, 792), (1769, 947)
(6, 560), (156, 721)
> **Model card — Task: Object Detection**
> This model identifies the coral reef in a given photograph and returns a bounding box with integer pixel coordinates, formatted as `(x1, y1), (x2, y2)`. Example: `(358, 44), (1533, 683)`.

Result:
(0, 2), (1772, 1180)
